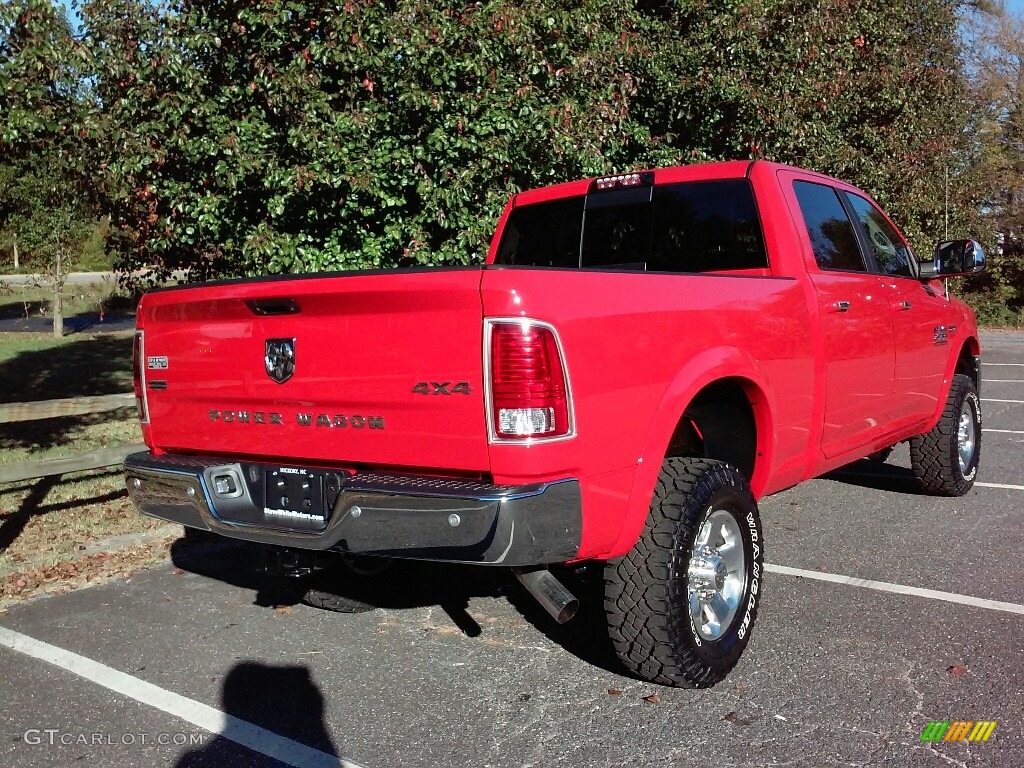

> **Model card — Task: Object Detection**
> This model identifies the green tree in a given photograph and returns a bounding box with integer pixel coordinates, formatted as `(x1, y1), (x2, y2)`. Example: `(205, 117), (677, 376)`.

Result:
(959, 3), (1024, 322)
(84, 0), (656, 280)
(0, 0), (100, 336)
(81, 0), (973, 280)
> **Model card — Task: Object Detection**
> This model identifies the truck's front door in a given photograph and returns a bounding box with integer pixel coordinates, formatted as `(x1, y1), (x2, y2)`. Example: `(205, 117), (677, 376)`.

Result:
(842, 191), (952, 429)
(786, 176), (897, 459)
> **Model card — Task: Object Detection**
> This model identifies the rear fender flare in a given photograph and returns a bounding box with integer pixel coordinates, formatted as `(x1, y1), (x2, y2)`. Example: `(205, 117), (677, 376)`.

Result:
(604, 347), (776, 560)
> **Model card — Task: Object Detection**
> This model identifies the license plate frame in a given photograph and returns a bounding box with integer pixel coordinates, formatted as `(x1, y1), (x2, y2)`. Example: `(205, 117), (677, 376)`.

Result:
(263, 467), (329, 530)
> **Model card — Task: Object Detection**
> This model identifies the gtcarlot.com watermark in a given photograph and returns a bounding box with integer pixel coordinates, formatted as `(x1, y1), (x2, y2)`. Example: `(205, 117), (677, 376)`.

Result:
(23, 729), (206, 747)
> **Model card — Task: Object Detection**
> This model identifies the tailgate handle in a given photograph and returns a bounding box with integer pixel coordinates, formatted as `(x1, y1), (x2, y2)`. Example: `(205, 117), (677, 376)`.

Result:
(246, 298), (301, 316)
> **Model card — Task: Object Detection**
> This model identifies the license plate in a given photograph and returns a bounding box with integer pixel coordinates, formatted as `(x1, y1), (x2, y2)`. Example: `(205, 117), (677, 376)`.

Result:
(263, 468), (328, 530)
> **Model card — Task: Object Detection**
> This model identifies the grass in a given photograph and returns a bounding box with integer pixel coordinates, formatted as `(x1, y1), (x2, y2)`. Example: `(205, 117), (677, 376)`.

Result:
(0, 329), (170, 610)
(0, 331), (134, 404)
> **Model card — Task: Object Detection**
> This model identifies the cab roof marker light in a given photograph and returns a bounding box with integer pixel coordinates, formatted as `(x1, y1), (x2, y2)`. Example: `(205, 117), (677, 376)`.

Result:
(593, 172), (654, 191)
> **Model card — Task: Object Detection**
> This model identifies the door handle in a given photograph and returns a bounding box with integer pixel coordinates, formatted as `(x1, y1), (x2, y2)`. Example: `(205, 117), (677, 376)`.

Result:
(892, 300), (912, 311)
(830, 300), (851, 313)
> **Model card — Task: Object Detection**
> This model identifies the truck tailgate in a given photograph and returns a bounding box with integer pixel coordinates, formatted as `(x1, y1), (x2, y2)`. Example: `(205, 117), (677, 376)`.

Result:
(137, 268), (490, 472)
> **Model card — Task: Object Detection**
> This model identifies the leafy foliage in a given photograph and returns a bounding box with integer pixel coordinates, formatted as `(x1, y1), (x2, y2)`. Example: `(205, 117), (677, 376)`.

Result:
(0, 0), (102, 333)
(71, 0), (971, 279)
(0, 0), (1010, 293)
(958, 5), (1024, 322)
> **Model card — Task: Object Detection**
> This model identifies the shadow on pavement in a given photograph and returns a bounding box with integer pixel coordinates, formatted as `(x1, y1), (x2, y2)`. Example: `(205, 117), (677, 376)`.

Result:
(822, 458), (926, 496)
(170, 538), (625, 680)
(173, 661), (342, 767)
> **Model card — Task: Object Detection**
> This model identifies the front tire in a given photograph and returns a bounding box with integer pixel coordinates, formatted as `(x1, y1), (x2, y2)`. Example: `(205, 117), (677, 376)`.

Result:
(604, 458), (764, 688)
(909, 373), (981, 496)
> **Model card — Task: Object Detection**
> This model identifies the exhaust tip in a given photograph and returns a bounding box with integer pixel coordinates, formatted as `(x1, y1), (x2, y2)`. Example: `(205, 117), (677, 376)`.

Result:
(514, 567), (579, 624)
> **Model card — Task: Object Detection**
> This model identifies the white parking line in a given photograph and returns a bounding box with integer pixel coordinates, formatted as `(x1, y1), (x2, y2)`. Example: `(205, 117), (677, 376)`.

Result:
(985, 399), (1024, 404)
(975, 481), (1024, 491)
(983, 363), (1024, 366)
(985, 429), (1024, 434)
(0, 626), (363, 768)
(765, 564), (1024, 616)
(984, 379), (1024, 383)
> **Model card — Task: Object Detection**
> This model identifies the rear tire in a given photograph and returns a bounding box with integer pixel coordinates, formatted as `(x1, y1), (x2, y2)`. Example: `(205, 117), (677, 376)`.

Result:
(604, 458), (764, 688)
(909, 373), (981, 496)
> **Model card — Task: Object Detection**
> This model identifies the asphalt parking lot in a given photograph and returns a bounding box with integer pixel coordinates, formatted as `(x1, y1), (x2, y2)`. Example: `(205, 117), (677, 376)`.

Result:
(1, 331), (1022, 768)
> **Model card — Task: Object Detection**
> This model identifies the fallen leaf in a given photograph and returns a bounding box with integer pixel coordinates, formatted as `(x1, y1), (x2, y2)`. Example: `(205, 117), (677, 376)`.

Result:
(947, 664), (968, 677)
(274, 605), (293, 615)
(722, 711), (753, 725)
(172, 568), (185, 576)
(607, 688), (623, 696)
(642, 694), (661, 704)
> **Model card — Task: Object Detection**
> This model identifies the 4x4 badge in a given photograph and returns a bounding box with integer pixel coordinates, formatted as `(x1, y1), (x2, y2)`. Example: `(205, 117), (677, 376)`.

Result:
(265, 338), (296, 384)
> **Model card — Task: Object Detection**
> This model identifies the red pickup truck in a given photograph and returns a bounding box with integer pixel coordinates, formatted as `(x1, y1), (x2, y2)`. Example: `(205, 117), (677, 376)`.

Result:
(125, 160), (984, 688)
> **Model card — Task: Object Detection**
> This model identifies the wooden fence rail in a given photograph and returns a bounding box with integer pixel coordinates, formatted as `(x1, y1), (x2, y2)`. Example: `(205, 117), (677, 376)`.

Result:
(0, 392), (142, 484)
(0, 444), (145, 484)
(0, 392), (135, 425)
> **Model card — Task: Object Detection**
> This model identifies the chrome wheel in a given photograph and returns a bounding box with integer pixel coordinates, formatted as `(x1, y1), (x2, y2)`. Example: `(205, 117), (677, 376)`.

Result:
(957, 400), (977, 475)
(687, 509), (745, 642)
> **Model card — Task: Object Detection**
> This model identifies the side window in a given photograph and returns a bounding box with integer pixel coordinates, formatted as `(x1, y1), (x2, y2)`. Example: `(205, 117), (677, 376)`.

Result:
(792, 181), (866, 272)
(845, 193), (915, 277)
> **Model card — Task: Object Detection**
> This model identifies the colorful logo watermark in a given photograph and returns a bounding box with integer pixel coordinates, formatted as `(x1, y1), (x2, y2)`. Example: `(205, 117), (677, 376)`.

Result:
(920, 721), (997, 742)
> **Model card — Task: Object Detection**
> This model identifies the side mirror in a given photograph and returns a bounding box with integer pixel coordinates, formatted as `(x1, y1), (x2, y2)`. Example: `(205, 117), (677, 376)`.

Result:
(932, 239), (986, 278)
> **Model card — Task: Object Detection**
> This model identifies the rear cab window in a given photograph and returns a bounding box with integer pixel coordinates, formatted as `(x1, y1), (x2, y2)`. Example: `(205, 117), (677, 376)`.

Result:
(495, 178), (769, 274)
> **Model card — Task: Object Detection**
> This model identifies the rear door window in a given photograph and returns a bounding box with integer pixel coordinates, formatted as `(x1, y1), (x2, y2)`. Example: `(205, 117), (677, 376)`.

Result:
(792, 181), (866, 272)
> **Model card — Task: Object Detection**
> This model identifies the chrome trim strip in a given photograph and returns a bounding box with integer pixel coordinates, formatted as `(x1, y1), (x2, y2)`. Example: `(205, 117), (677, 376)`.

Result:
(135, 330), (151, 425)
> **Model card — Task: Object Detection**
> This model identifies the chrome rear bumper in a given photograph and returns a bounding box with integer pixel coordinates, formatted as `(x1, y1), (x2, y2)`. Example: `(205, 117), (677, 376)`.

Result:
(124, 451), (582, 566)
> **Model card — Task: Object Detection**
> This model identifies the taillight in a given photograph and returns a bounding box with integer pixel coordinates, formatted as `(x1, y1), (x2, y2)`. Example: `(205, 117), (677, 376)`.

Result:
(487, 320), (573, 440)
(132, 331), (149, 424)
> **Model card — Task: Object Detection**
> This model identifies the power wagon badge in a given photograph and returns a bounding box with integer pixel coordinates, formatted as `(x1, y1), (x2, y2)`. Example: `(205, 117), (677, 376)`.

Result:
(265, 338), (296, 384)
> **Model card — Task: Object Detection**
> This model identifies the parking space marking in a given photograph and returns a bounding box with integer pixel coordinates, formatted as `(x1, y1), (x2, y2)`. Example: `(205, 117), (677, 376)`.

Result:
(984, 379), (1024, 383)
(765, 564), (1024, 615)
(0, 625), (363, 768)
(985, 399), (1024, 404)
(985, 429), (1024, 434)
(983, 363), (1024, 366)
(975, 481), (1024, 491)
